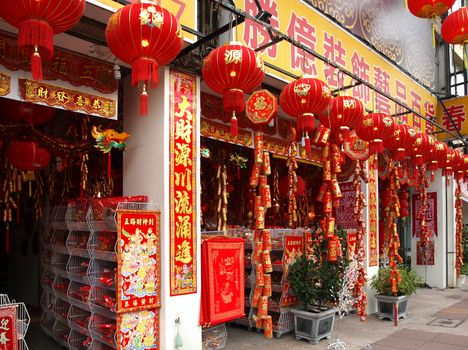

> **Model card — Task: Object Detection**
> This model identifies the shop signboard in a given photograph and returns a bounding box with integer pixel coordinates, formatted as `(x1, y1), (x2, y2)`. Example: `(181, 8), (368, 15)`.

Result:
(412, 192), (438, 237)
(116, 210), (161, 313)
(436, 95), (468, 138)
(170, 70), (198, 296)
(281, 235), (303, 305)
(368, 154), (378, 266)
(335, 181), (357, 230)
(235, 0), (436, 133)
(0, 306), (17, 350)
(117, 309), (160, 350)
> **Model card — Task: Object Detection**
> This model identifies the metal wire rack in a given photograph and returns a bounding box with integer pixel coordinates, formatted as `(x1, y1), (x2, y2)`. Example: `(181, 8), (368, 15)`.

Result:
(51, 206), (69, 231)
(0, 294), (31, 348)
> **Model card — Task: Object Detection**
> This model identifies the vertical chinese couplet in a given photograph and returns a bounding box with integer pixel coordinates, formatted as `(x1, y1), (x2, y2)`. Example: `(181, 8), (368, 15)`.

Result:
(170, 70), (197, 296)
(0, 306), (17, 350)
(368, 154), (379, 267)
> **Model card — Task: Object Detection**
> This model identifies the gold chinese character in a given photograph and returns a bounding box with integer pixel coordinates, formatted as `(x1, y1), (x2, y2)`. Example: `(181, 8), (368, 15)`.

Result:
(51, 56), (68, 75)
(224, 49), (242, 64)
(342, 98), (356, 109)
(55, 90), (69, 103)
(175, 168), (192, 191)
(75, 95), (86, 107)
(37, 86), (49, 99)
(175, 95), (193, 120)
(175, 190), (192, 214)
(175, 119), (192, 143)
(143, 218), (148, 225)
(137, 218), (142, 225)
(175, 240), (192, 264)
(175, 215), (191, 239)
(175, 143), (192, 167)
(81, 65), (94, 80)
(130, 218), (136, 225)
(133, 300), (138, 306)
(140, 6), (163, 28)
(0, 318), (9, 331)
(92, 99), (102, 110)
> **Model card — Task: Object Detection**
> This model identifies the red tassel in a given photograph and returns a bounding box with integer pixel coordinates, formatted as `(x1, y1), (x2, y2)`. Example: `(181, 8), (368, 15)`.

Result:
(108, 153), (112, 183)
(305, 135), (311, 153)
(393, 148), (406, 161)
(230, 114), (238, 137)
(412, 155), (423, 166)
(370, 140), (384, 153)
(5, 225), (9, 255)
(140, 84), (148, 116)
(431, 171), (435, 183)
(31, 47), (42, 81)
(223, 89), (245, 114)
(18, 19), (53, 56)
(132, 58), (158, 87)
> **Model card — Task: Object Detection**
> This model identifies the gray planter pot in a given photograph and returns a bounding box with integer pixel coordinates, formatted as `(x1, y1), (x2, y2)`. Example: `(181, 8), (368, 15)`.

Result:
(291, 307), (335, 344)
(375, 294), (408, 321)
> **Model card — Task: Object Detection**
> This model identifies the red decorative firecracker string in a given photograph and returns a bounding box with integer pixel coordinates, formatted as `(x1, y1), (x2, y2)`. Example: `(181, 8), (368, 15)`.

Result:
(455, 179), (464, 277)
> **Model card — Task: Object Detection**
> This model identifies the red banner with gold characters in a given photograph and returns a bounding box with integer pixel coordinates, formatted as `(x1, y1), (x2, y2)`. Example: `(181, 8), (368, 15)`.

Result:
(368, 155), (379, 267)
(116, 210), (160, 313)
(170, 70), (197, 296)
(117, 309), (159, 350)
(0, 72), (10, 96)
(200, 237), (245, 326)
(0, 32), (117, 94)
(416, 241), (435, 265)
(281, 235), (303, 305)
(20, 79), (116, 119)
(0, 306), (17, 350)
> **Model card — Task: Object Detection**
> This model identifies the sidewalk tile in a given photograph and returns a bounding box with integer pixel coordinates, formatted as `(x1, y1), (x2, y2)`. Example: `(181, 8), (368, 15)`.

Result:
(392, 329), (439, 341)
(373, 336), (426, 349)
(434, 333), (468, 346)
(418, 343), (468, 350)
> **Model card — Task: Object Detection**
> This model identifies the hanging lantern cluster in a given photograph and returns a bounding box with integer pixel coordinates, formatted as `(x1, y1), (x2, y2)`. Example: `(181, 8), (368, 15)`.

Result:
(280, 76), (331, 152)
(106, 2), (183, 115)
(0, 0), (85, 80)
(383, 124), (417, 161)
(202, 43), (265, 136)
(355, 113), (395, 154)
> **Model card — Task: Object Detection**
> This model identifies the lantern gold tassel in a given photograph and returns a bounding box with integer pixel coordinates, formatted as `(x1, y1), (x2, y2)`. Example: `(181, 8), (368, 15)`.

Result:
(31, 45), (43, 81)
(230, 111), (238, 137)
(140, 83), (148, 116)
(464, 44), (468, 70)
(404, 0), (407, 10)
(432, 20), (436, 48)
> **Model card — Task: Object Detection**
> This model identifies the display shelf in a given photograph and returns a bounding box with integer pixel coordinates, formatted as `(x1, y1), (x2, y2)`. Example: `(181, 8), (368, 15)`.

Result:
(68, 306), (91, 337)
(52, 319), (71, 348)
(42, 207), (54, 234)
(88, 231), (117, 262)
(90, 341), (114, 350)
(66, 201), (90, 232)
(202, 324), (227, 350)
(89, 313), (117, 349)
(51, 229), (70, 255)
(68, 329), (92, 350)
(67, 255), (91, 284)
(41, 250), (53, 271)
(41, 271), (55, 293)
(86, 205), (117, 233)
(40, 312), (55, 336)
(68, 281), (92, 312)
(40, 291), (55, 315)
(53, 298), (71, 325)
(52, 206), (69, 231)
(52, 275), (70, 302)
(89, 259), (116, 291)
(89, 287), (116, 320)
(67, 231), (91, 258)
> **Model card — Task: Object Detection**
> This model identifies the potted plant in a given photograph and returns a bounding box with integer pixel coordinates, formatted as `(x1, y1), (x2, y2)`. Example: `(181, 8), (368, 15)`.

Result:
(288, 228), (347, 344)
(457, 264), (467, 288)
(370, 266), (422, 320)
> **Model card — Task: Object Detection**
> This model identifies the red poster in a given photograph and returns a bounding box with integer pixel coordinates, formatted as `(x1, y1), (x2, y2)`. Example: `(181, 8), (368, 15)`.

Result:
(412, 192), (438, 237)
(347, 230), (357, 260)
(335, 181), (357, 230)
(117, 309), (159, 350)
(116, 211), (160, 313)
(0, 306), (17, 350)
(282, 236), (304, 306)
(200, 237), (244, 327)
(304, 231), (313, 258)
(416, 241), (435, 265)
(368, 155), (379, 267)
(170, 70), (197, 296)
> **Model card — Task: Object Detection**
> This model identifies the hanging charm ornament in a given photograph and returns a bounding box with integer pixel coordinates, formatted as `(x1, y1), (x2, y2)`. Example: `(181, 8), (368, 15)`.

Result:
(202, 43), (265, 136)
(0, 0), (85, 80)
(106, 2), (183, 115)
(246, 89), (278, 127)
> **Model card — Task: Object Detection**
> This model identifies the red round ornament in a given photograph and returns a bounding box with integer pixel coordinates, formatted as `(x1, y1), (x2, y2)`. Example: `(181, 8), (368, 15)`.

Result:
(245, 89), (277, 126)
(7, 141), (51, 171)
(320, 95), (364, 144)
(408, 0), (455, 18)
(106, 2), (183, 115)
(1, 99), (55, 125)
(0, 0), (85, 81)
(355, 113), (395, 154)
(202, 43), (265, 136)
(383, 124), (417, 161)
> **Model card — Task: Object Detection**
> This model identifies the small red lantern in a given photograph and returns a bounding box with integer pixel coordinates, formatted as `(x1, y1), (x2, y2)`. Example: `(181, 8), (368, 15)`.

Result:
(425, 140), (447, 172)
(408, 0), (455, 18)
(441, 7), (468, 66)
(106, 2), (183, 115)
(355, 113), (395, 153)
(320, 96), (364, 144)
(202, 43), (265, 136)
(453, 150), (466, 181)
(245, 89), (277, 127)
(1, 99), (55, 125)
(383, 124), (417, 161)
(444, 147), (458, 176)
(409, 133), (435, 166)
(280, 76), (331, 152)
(7, 141), (51, 171)
(0, 0), (85, 81)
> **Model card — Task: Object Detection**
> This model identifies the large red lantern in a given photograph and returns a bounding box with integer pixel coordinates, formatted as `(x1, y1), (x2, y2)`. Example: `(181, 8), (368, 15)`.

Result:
(280, 76), (331, 151)
(320, 96), (364, 144)
(408, 133), (435, 166)
(202, 43), (265, 136)
(441, 7), (468, 66)
(106, 2), (183, 115)
(408, 0), (455, 18)
(383, 124), (417, 161)
(1, 99), (55, 125)
(426, 140), (446, 171)
(355, 113), (395, 153)
(7, 141), (51, 171)
(0, 0), (85, 81)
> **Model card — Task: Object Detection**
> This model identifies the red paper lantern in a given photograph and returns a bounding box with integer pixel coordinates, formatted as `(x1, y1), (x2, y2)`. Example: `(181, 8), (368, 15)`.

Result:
(1, 99), (55, 125)
(425, 140), (446, 172)
(320, 96), (364, 143)
(245, 89), (277, 126)
(280, 76), (331, 151)
(442, 7), (468, 44)
(106, 3), (183, 115)
(408, 0), (455, 18)
(355, 113), (395, 153)
(453, 150), (466, 180)
(0, 0), (85, 81)
(202, 43), (265, 136)
(444, 147), (458, 176)
(409, 133), (435, 166)
(383, 124), (417, 161)
(7, 141), (51, 171)
(278, 175), (306, 198)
